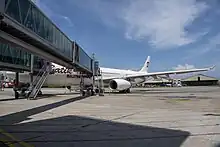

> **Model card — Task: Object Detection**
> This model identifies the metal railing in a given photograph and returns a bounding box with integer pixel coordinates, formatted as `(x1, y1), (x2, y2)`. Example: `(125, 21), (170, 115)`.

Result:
(28, 63), (50, 99)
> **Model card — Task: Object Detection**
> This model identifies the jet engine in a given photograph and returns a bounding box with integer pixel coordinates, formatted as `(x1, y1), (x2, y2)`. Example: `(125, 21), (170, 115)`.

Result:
(109, 79), (131, 91)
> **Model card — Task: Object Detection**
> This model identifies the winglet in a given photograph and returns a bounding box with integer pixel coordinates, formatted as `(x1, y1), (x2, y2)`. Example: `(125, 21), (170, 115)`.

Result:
(209, 65), (216, 70)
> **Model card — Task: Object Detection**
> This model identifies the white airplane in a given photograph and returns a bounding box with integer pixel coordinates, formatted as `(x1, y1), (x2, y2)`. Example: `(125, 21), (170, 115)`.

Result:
(4, 56), (215, 93)
(98, 56), (215, 93)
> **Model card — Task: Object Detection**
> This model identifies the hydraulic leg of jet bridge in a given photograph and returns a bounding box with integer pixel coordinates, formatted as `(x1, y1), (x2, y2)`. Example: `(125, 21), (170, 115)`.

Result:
(98, 71), (104, 96)
(94, 71), (104, 96)
(29, 54), (34, 89)
(79, 72), (86, 96)
(14, 72), (19, 99)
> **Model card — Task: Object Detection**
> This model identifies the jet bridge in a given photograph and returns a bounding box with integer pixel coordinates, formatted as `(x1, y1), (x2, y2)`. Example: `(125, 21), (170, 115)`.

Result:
(0, 0), (96, 99)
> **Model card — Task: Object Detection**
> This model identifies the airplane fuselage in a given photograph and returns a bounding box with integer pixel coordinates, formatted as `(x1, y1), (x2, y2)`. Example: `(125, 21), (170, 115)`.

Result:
(100, 67), (147, 85)
(3, 55), (212, 93)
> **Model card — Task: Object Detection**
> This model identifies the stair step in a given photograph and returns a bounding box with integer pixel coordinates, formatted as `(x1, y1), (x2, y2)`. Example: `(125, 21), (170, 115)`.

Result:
(27, 63), (50, 99)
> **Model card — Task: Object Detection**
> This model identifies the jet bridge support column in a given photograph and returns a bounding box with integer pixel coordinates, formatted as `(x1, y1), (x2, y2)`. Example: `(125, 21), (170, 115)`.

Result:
(0, 73), (4, 91)
(99, 70), (104, 96)
(29, 54), (34, 86)
(92, 53), (95, 90)
(14, 72), (19, 99)
(94, 69), (104, 96)
(79, 72), (85, 96)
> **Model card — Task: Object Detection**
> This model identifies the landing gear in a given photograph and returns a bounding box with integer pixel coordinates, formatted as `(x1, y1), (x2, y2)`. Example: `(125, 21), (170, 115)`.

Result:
(119, 88), (131, 93)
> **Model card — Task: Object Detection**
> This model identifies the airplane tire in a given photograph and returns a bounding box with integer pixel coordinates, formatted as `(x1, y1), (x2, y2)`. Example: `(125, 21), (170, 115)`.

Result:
(82, 91), (86, 96)
(38, 90), (42, 95)
(119, 89), (130, 93)
(86, 89), (91, 96)
(99, 89), (103, 94)
(95, 88), (99, 94)
(126, 88), (131, 93)
(119, 90), (126, 93)
(91, 90), (95, 96)
(119, 90), (123, 93)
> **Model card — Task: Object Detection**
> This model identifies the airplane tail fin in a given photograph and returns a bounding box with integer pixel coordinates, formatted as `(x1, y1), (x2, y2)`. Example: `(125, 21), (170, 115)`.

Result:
(139, 56), (150, 73)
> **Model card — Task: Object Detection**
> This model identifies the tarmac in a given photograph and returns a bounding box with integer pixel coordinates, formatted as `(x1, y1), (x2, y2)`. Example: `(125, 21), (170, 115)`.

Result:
(0, 86), (220, 147)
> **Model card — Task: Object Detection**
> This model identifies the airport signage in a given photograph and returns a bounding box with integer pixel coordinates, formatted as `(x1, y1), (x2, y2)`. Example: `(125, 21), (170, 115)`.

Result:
(51, 68), (74, 74)
(50, 68), (91, 78)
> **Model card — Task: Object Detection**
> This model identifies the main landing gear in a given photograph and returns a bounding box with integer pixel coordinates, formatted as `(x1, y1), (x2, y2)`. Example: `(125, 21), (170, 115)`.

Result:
(119, 88), (131, 93)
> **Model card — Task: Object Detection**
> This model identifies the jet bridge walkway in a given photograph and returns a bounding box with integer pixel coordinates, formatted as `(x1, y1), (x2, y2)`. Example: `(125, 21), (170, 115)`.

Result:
(0, 0), (99, 99)
(0, 0), (93, 73)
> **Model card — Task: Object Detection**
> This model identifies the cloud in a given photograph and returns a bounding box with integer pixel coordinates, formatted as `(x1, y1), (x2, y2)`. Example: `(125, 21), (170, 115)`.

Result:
(36, 0), (74, 28)
(67, 0), (124, 28)
(171, 63), (220, 78)
(120, 0), (209, 49)
(170, 64), (197, 79)
(208, 33), (220, 50)
(62, 16), (74, 27)
(185, 33), (220, 59)
(70, 0), (209, 49)
(172, 64), (195, 70)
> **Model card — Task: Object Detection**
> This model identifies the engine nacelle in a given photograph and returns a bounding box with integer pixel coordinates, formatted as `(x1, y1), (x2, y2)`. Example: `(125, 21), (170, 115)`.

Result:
(109, 79), (131, 91)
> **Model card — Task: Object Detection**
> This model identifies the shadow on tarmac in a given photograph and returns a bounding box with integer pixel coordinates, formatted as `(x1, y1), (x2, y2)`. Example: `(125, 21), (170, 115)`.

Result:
(204, 113), (220, 117)
(0, 95), (190, 147)
(0, 97), (27, 102)
(0, 92), (79, 102)
(214, 143), (220, 147)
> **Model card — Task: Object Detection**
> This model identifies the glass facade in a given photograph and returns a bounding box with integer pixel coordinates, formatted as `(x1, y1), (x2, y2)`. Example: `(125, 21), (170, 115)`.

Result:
(33, 56), (45, 69)
(78, 47), (92, 71)
(4, 0), (73, 60)
(0, 42), (31, 68)
(74, 43), (80, 63)
(73, 43), (92, 72)
(94, 61), (99, 74)
(0, 42), (47, 71)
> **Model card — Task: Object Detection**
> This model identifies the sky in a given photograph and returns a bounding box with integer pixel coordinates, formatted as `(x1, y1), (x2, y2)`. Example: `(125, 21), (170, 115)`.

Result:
(35, 0), (220, 78)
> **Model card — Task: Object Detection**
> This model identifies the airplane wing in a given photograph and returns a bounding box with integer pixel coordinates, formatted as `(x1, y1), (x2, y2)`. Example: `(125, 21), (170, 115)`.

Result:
(101, 65), (215, 81)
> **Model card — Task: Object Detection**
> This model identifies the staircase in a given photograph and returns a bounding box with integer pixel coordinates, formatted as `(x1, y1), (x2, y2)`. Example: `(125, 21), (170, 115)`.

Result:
(28, 63), (51, 100)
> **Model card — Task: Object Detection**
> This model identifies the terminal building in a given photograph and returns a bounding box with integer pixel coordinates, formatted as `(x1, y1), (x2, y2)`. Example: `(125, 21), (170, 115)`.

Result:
(181, 74), (219, 86)
(141, 74), (219, 87)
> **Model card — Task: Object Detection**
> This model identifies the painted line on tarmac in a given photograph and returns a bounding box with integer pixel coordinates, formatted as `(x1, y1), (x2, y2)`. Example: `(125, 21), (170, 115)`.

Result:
(0, 139), (15, 147)
(0, 128), (34, 147)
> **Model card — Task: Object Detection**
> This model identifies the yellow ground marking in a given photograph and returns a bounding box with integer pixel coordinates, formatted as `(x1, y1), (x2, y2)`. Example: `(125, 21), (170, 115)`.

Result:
(0, 128), (34, 147)
(0, 139), (15, 147)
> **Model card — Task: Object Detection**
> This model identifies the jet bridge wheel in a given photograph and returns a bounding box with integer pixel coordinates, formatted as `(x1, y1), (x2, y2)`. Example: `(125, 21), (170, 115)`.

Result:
(99, 89), (104, 94)
(82, 91), (86, 96)
(15, 91), (19, 99)
(38, 90), (42, 95)
(95, 88), (99, 94)
(91, 89), (95, 96)
(25, 91), (31, 98)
